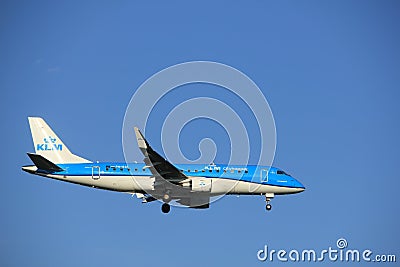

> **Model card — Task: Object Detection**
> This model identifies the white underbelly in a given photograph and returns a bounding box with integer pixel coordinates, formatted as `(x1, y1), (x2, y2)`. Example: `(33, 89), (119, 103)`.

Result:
(46, 174), (153, 192)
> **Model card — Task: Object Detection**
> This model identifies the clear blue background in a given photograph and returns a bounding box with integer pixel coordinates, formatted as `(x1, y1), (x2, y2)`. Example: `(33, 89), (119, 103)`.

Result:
(1, 1), (399, 266)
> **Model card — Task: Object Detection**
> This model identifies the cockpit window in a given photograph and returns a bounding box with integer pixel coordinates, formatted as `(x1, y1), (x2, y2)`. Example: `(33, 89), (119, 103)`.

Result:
(277, 170), (291, 176)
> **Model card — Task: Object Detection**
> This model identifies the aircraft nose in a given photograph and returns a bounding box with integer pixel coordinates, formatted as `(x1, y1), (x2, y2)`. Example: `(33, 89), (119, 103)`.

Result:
(292, 178), (305, 192)
(297, 181), (305, 191)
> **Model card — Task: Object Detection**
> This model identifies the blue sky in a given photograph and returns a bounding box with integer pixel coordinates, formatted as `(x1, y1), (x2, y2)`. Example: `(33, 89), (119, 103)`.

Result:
(1, 1), (399, 266)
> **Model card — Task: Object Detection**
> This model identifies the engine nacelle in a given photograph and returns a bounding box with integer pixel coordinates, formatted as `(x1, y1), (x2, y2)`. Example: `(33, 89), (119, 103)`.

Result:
(191, 177), (212, 192)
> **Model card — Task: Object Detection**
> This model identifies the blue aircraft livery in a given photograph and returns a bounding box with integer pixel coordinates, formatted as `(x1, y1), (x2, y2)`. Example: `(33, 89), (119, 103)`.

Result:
(22, 117), (305, 214)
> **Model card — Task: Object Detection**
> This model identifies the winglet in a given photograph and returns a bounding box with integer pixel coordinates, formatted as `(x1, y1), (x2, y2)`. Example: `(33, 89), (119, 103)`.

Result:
(134, 127), (147, 149)
(133, 126), (188, 183)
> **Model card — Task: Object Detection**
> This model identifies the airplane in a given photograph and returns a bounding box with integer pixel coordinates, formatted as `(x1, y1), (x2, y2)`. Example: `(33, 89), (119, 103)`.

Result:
(22, 117), (305, 214)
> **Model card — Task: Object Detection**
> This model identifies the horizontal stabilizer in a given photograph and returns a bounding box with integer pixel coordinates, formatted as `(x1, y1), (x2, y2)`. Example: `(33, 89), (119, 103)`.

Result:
(27, 153), (63, 172)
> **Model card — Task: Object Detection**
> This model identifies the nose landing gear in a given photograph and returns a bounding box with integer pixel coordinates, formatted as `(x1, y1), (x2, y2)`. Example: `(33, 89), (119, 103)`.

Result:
(264, 193), (274, 212)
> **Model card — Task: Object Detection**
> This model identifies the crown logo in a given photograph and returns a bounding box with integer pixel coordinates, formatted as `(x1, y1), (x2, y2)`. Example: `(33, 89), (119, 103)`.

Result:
(43, 136), (57, 143)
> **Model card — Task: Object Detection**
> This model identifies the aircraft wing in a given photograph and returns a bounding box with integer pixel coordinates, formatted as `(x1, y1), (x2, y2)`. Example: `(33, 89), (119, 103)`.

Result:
(134, 127), (188, 184)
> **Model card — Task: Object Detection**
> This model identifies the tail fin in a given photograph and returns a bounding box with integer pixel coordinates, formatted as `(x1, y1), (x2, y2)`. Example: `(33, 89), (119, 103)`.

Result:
(28, 117), (91, 164)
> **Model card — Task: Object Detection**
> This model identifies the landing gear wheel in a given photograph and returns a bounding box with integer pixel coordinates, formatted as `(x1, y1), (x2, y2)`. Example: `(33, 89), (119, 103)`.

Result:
(163, 194), (170, 202)
(161, 203), (170, 214)
(265, 195), (273, 212)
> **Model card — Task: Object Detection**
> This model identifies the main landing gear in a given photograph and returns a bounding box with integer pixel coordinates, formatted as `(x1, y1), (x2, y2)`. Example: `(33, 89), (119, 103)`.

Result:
(264, 193), (274, 212)
(161, 203), (170, 213)
(161, 192), (171, 214)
